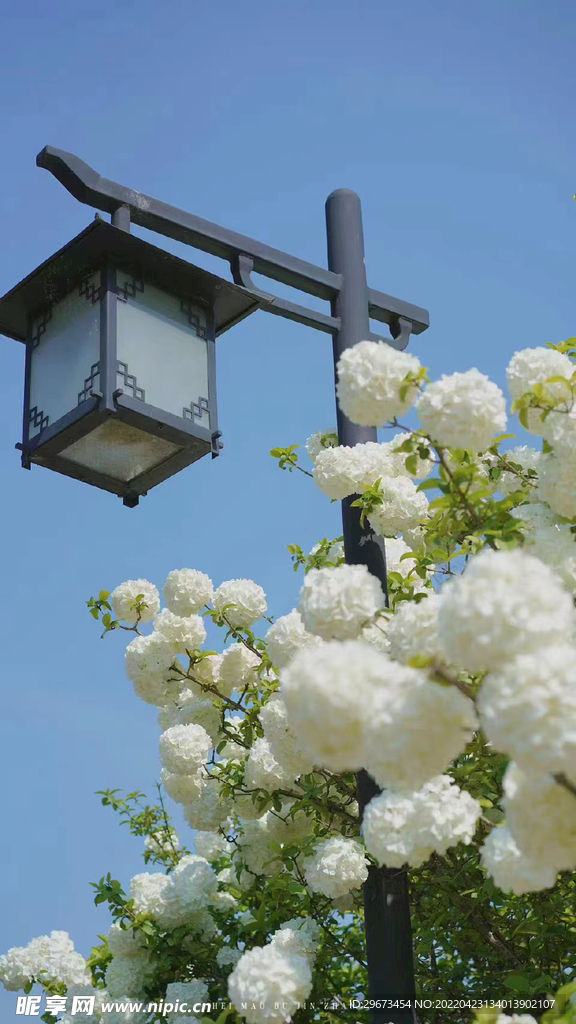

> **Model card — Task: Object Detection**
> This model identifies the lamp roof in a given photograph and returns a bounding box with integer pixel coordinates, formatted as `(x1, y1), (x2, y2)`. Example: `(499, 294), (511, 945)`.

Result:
(0, 217), (260, 342)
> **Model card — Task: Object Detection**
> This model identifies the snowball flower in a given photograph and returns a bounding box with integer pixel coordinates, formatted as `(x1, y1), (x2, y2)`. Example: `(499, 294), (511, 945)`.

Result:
(228, 944), (312, 1024)
(105, 950), (154, 997)
(359, 614), (391, 654)
(269, 919), (320, 964)
(336, 340), (421, 426)
(244, 736), (294, 791)
(522, 521), (576, 593)
(153, 609), (206, 653)
(144, 830), (180, 856)
(0, 931), (90, 991)
(110, 579), (160, 624)
(280, 641), (385, 771)
(129, 872), (172, 919)
(387, 592), (442, 664)
(175, 697), (221, 742)
(303, 837), (369, 898)
(213, 579), (267, 627)
(265, 610), (323, 669)
(478, 644), (576, 781)
(125, 632), (176, 686)
(170, 855), (219, 913)
(183, 778), (232, 831)
(234, 814), (280, 877)
(219, 643), (260, 694)
(163, 568), (214, 616)
(260, 695), (314, 777)
(480, 824), (557, 894)
(438, 549), (575, 673)
(166, 979), (210, 1007)
(161, 768), (204, 805)
(509, 501), (560, 533)
(416, 368), (506, 451)
(189, 654), (223, 694)
(496, 445), (542, 496)
(159, 723), (212, 776)
(363, 667), (478, 791)
(312, 444), (374, 500)
(503, 763), (576, 872)
(309, 538), (345, 565)
(385, 536), (430, 593)
(298, 564), (384, 640)
(107, 923), (146, 958)
(367, 475), (429, 536)
(305, 428), (338, 462)
(216, 946), (242, 968)
(538, 453), (576, 519)
(362, 776), (480, 868)
(507, 346), (574, 433)
(195, 831), (229, 861)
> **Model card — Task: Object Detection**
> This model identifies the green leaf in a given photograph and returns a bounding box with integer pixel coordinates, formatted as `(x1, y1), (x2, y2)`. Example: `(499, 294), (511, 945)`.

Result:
(503, 973), (531, 993)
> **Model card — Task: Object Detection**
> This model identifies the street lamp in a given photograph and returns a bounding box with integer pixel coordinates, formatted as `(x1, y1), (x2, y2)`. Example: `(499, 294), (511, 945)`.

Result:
(0, 146), (429, 1024)
(0, 216), (258, 506)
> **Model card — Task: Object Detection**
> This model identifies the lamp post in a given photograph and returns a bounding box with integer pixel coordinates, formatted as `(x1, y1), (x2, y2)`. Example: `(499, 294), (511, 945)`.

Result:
(0, 148), (429, 1024)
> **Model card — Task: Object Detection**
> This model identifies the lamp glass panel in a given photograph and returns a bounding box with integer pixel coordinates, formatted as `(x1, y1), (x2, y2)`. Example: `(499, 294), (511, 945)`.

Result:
(58, 420), (182, 482)
(116, 274), (211, 431)
(28, 274), (101, 438)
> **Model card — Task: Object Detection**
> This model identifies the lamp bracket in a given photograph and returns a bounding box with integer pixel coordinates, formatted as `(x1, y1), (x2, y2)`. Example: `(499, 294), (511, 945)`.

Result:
(35, 147), (430, 338)
(230, 253), (340, 336)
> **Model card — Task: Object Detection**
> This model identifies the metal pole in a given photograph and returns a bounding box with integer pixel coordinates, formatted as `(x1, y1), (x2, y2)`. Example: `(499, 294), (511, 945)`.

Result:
(326, 189), (417, 1024)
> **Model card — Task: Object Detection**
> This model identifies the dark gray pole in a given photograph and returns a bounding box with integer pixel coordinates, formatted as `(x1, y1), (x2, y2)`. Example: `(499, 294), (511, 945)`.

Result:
(326, 189), (417, 1024)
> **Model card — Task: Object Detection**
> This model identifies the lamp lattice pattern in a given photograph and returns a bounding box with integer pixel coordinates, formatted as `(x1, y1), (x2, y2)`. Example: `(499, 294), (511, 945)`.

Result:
(117, 361), (145, 401)
(181, 300), (208, 339)
(183, 396), (210, 423)
(78, 362), (101, 404)
(29, 406), (49, 433)
(31, 308), (52, 349)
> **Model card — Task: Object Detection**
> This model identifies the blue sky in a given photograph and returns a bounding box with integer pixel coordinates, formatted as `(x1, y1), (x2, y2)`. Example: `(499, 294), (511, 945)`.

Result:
(1, 0), (576, 1014)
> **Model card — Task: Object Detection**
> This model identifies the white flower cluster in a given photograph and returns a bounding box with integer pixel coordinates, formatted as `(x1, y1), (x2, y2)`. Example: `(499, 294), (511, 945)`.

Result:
(219, 643), (260, 694)
(183, 777), (232, 831)
(521, 520), (576, 594)
(312, 437), (431, 500)
(298, 564), (384, 640)
(216, 945), (242, 968)
(144, 829), (180, 856)
(502, 763), (576, 874)
(387, 592), (442, 664)
(194, 831), (229, 862)
(437, 549), (575, 673)
(336, 340), (421, 426)
(129, 856), (218, 931)
(506, 346), (573, 433)
(125, 633), (181, 707)
(367, 475), (429, 537)
(478, 643), (576, 781)
(111, 579), (160, 624)
(228, 943), (312, 1024)
(496, 445), (542, 496)
(260, 694), (314, 779)
(164, 568), (214, 615)
(269, 918), (320, 964)
(265, 610), (323, 669)
(159, 723), (212, 776)
(416, 368), (507, 451)
(0, 931), (90, 991)
(302, 837), (369, 898)
(362, 776), (480, 868)
(281, 640), (476, 786)
(538, 453), (576, 519)
(213, 579), (267, 627)
(385, 536), (430, 592)
(105, 948), (155, 998)
(305, 428), (338, 462)
(153, 609), (207, 653)
(480, 825), (558, 895)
